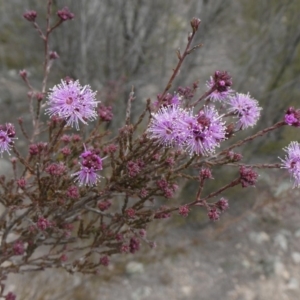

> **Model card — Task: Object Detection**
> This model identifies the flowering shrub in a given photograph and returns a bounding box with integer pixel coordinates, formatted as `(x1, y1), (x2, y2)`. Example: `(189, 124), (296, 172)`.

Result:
(0, 2), (298, 299)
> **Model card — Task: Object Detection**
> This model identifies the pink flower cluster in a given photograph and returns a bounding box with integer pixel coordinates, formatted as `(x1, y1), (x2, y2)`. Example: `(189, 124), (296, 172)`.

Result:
(0, 123), (16, 156)
(280, 141), (300, 187)
(148, 105), (226, 156)
(72, 148), (103, 186)
(46, 80), (98, 130)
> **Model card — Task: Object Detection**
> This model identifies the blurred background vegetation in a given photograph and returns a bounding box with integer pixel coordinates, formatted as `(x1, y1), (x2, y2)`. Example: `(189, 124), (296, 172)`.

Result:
(1, 0), (299, 152)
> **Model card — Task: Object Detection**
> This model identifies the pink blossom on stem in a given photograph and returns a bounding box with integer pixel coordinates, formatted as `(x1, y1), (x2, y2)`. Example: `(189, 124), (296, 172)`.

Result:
(147, 105), (193, 149)
(139, 229), (147, 237)
(284, 107), (300, 127)
(98, 105), (113, 121)
(60, 134), (71, 143)
(239, 166), (258, 187)
(179, 205), (190, 217)
(185, 106), (226, 155)
(19, 69), (27, 79)
(206, 71), (233, 102)
(98, 200), (112, 211)
(72, 149), (103, 186)
(60, 146), (71, 156)
(23, 10), (37, 22)
(5, 292), (16, 300)
(37, 217), (51, 231)
(216, 197), (229, 211)
(129, 237), (140, 254)
(57, 7), (74, 21)
(45, 163), (66, 176)
(100, 255), (109, 266)
(46, 80), (98, 130)
(13, 241), (25, 255)
(208, 208), (220, 221)
(199, 168), (213, 180)
(49, 51), (59, 60)
(125, 208), (136, 218)
(0, 123), (16, 156)
(227, 93), (261, 129)
(17, 178), (26, 189)
(66, 186), (79, 199)
(280, 141), (300, 187)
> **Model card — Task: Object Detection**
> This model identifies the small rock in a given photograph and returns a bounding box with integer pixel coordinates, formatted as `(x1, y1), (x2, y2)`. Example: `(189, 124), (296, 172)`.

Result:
(235, 243), (242, 249)
(274, 260), (289, 279)
(242, 259), (250, 269)
(0, 159), (12, 176)
(274, 233), (288, 251)
(294, 229), (300, 238)
(286, 278), (299, 290)
(126, 261), (144, 275)
(181, 285), (192, 296)
(249, 231), (270, 244)
(292, 252), (300, 264)
(131, 286), (151, 300)
(194, 261), (200, 267)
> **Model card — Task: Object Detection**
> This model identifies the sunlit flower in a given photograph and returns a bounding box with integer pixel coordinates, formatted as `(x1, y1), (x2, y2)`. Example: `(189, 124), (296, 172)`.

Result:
(0, 123), (16, 156)
(46, 80), (98, 130)
(147, 105), (193, 148)
(72, 149), (103, 186)
(227, 92), (261, 129)
(284, 107), (300, 127)
(206, 70), (233, 102)
(280, 141), (300, 188)
(185, 106), (226, 155)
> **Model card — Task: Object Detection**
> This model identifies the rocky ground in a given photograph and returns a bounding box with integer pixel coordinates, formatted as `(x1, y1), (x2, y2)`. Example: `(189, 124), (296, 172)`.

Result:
(5, 180), (300, 300)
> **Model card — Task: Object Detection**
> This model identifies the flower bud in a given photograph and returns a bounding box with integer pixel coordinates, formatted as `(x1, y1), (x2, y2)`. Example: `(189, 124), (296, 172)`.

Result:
(57, 7), (75, 21)
(19, 69), (27, 79)
(23, 10), (37, 22)
(49, 51), (59, 60)
(190, 17), (201, 31)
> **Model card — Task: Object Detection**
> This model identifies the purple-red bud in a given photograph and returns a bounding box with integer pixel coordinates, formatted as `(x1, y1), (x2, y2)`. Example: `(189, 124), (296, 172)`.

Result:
(19, 69), (27, 79)
(49, 51), (59, 60)
(57, 7), (75, 21)
(190, 17), (201, 31)
(23, 10), (37, 22)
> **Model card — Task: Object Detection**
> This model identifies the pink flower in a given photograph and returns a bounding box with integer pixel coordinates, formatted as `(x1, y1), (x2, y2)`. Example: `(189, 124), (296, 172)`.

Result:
(147, 105), (193, 149)
(5, 292), (16, 300)
(208, 208), (220, 221)
(239, 166), (258, 188)
(72, 149), (103, 186)
(46, 80), (98, 130)
(57, 7), (74, 21)
(280, 141), (300, 187)
(37, 217), (51, 231)
(206, 71), (233, 102)
(23, 10), (37, 22)
(284, 107), (300, 127)
(227, 93), (261, 129)
(100, 255), (109, 266)
(216, 197), (229, 211)
(98, 200), (111, 211)
(129, 237), (140, 254)
(125, 208), (136, 219)
(13, 241), (25, 255)
(0, 123), (16, 156)
(66, 186), (79, 199)
(45, 163), (66, 176)
(185, 106), (226, 155)
(73, 167), (101, 186)
(179, 205), (190, 217)
(98, 105), (113, 121)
